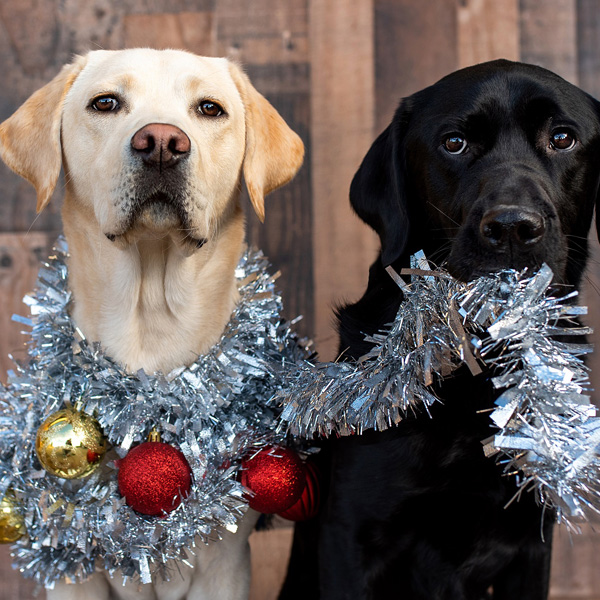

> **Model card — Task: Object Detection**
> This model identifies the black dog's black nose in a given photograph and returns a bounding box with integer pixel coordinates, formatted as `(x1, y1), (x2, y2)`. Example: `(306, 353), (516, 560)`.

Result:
(131, 123), (191, 168)
(479, 206), (545, 249)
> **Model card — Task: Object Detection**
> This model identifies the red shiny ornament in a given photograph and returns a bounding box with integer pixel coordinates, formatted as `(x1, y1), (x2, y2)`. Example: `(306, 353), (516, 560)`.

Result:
(241, 446), (306, 514)
(117, 441), (192, 516)
(278, 459), (320, 521)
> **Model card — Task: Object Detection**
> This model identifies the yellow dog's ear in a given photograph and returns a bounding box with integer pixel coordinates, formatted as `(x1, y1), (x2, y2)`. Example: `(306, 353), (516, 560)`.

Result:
(0, 55), (87, 213)
(229, 63), (304, 222)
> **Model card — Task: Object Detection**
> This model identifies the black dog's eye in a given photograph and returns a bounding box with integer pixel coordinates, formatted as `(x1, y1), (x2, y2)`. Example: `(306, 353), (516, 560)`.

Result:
(550, 130), (576, 151)
(91, 95), (120, 112)
(198, 100), (224, 117)
(444, 136), (468, 155)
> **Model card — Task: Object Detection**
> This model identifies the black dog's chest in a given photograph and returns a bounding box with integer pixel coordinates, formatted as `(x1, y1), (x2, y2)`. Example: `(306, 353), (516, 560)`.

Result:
(322, 259), (559, 598)
(326, 374), (549, 596)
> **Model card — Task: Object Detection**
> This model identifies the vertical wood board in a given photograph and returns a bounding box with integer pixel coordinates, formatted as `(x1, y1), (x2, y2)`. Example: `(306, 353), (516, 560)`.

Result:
(374, 0), (459, 132)
(457, 0), (520, 68)
(212, 0), (313, 339)
(550, 519), (600, 597)
(576, 0), (600, 98)
(0, 232), (56, 383)
(309, 0), (379, 360)
(519, 0), (578, 83)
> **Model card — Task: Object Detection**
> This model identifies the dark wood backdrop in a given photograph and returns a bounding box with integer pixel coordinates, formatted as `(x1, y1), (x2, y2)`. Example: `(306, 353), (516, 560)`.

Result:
(1, 1), (600, 598)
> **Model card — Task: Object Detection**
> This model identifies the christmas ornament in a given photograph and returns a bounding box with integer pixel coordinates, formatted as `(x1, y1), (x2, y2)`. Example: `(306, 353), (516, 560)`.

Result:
(278, 459), (320, 521)
(35, 406), (107, 479)
(241, 446), (306, 514)
(0, 237), (310, 586)
(118, 431), (192, 516)
(279, 252), (600, 527)
(0, 489), (25, 543)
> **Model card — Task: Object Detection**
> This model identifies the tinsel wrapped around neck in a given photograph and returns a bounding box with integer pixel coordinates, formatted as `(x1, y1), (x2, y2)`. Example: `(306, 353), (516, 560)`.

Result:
(0, 236), (310, 587)
(279, 252), (600, 527)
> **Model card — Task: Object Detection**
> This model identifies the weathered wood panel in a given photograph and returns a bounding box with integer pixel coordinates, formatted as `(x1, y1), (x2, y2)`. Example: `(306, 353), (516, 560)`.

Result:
(0, 233), (56, 383)
(457, 0), (520, 68)
(551, 519), (600, 598)
(0, 547), (35, 599)
(212, 0), (313, 338)
(577, 0), (600, 98)
(520, 0), (578, 83)
(214, 0), (308, 65)
(123, 12), (216, 54)
(374, 0), (459, 131)
(310, 0), (379, 360)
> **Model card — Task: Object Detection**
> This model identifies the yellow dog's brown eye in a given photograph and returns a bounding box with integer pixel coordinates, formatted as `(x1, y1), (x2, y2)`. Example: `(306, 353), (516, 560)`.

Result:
(550, 131), (576, 151)
(198, 100), (224, 117)
(444, 136), (468, 154)
(91, 95), (120, 112)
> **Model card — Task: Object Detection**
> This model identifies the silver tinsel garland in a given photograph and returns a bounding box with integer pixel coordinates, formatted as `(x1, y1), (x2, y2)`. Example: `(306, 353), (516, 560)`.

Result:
(0, 237), (310, 587)
(279, 252), (600, 526)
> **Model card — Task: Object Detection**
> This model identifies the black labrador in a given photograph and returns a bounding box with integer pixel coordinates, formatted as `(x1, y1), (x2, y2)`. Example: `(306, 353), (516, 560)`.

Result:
(280, 60), (600, 600)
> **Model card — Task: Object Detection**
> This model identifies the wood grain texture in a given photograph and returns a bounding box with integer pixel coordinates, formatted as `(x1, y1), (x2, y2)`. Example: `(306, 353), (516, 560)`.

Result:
(310, 0), (379, 360)
(374, 0), (459, 132)
(123, 12), (216, 54)
(550, 519), (600, 598)
(212, 0), (314, 340)
(457, 0), (520, 68)
(520, 0), (578, 83)
(0, 546), (36, 599)
(0, 232), (56, 383)
(215, 0), (308, 66)
(240, 87), (313, 339)
(577, 0), (600, 98)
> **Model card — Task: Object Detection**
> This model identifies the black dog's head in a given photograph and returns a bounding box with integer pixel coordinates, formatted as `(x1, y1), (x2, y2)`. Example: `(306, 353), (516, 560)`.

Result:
(351, 59), (600, 286)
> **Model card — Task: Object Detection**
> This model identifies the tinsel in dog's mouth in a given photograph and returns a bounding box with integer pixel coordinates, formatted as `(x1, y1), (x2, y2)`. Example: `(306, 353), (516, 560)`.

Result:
(278, 251), (600, 528)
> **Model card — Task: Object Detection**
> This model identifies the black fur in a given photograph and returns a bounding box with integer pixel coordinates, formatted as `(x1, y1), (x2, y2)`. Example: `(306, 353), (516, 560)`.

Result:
(280, 60), (600, 600)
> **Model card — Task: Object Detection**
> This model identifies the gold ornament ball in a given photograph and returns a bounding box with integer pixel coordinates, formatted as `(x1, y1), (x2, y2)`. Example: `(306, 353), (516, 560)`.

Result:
(0, 489), (25, 543)
(35, 407), (108, 479)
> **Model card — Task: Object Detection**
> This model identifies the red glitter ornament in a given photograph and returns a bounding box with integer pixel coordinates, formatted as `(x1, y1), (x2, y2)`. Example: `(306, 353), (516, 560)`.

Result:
(240, 446), (306, 514)
(117, 438), (192, 516)
(278, 459), (320, 521)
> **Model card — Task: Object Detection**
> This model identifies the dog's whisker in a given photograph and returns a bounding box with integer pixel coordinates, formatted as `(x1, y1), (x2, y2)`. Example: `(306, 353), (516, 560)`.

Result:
(427, 203), (461, 226)
(582, 274), (600, 298)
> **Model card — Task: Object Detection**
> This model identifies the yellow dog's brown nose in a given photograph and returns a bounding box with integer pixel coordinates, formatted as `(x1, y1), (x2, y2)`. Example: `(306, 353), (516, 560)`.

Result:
(131, 123), (191, 168)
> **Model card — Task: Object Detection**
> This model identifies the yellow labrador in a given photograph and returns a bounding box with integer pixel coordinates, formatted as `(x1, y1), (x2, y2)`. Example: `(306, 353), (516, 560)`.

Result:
(0, 49), (303, 600)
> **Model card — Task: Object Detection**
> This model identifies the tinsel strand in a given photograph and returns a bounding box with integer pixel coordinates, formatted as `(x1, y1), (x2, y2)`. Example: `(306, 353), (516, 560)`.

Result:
(0, 237), (310, 587)
(279, 253), (600, 527)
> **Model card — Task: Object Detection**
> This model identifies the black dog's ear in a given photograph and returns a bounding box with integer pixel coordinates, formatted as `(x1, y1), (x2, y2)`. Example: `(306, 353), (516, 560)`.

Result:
(350, 102), (411, 266)
(593, 98), (600, 244)
(596, 175), (600, 246)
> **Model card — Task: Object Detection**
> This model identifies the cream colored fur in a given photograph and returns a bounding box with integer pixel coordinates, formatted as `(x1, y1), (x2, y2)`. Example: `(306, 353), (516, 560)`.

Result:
(0, 48), (304, 600)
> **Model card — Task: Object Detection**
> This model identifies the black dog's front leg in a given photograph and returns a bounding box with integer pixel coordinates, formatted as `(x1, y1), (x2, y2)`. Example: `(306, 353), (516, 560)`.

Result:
(492, 517), (554, 600)
(318, 520), (367, 599)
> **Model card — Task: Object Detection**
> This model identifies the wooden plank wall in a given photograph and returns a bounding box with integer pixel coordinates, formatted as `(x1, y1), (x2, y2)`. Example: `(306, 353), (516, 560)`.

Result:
(1, 1), (600, 598)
